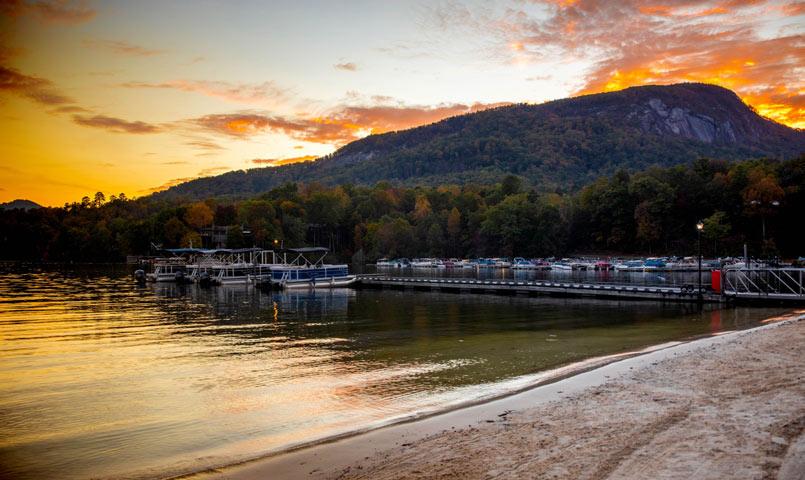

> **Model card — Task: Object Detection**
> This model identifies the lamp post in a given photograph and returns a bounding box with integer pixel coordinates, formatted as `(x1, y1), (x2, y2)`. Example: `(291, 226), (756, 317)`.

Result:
(696, 221), (704, 303)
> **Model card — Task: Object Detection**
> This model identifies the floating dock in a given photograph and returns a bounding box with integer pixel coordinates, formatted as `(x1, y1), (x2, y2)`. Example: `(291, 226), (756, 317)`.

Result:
(357, 276), (725, 303)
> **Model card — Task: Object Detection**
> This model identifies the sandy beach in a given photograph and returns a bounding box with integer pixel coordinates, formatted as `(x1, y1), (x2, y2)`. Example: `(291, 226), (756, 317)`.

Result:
(194, 311), (805, 480)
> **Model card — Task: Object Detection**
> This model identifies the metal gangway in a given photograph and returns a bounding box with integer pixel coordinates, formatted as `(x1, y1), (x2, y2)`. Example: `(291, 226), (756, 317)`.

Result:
(722, 268), (805, 303)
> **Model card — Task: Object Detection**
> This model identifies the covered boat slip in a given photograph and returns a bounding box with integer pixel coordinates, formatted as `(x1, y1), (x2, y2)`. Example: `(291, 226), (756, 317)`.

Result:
(141, 247), (355, 289)
(254, 248), (357, 289)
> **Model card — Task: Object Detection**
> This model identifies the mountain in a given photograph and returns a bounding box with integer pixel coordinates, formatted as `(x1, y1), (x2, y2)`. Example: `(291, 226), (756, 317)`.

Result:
(0, 199), (41, 211)
(155, 83), (805, 200)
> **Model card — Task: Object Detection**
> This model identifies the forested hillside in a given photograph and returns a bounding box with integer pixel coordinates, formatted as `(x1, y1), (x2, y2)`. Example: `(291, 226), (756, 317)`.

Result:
(155, 83), (805, 200)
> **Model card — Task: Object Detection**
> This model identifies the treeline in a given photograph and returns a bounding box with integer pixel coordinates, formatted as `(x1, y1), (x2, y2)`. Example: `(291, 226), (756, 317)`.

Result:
(1, 156), (803, 263)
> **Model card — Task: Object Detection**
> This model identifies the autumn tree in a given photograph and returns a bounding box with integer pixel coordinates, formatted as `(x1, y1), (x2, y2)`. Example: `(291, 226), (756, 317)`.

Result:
(184, 202), (214, 229)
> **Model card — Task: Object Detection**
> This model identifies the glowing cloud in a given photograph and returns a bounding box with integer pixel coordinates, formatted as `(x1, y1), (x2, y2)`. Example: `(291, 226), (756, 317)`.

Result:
(252, 155), (318, 167)
(460, 0), (805, 128)
(190, 101), (507, 146)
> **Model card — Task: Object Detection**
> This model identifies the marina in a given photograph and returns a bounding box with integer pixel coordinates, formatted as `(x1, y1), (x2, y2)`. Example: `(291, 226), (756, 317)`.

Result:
(136, 250), (805, 304)
(136, 247), (355, 289)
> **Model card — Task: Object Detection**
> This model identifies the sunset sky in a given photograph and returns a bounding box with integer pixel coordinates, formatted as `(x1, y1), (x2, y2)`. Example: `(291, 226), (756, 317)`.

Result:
(1, 0), (803, 206)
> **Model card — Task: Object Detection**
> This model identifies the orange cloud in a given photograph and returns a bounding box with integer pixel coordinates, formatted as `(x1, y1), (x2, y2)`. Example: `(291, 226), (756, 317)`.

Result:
(252, 155), (318, 167)
(142, 176), (196, 194)
(190, 102), (508, 146)
(327, 102), (510, 134)
(498, 0), (804, 128)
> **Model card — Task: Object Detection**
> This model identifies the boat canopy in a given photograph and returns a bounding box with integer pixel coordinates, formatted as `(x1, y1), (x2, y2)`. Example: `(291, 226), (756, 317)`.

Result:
(280, 247), (329, 254)
(163, 247), (262, 255)
(279, 247), (330, 266)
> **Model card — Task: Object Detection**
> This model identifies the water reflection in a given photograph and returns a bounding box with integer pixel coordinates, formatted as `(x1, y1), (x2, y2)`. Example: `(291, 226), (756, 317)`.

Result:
(0, 266), (789, 480)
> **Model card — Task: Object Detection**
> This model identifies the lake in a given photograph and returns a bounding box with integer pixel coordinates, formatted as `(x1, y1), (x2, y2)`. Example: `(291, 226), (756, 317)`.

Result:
(0, 265), (789, 479)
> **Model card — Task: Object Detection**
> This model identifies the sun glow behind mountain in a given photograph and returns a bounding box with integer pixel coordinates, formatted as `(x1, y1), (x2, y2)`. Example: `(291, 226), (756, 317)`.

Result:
(1, 0), (802, 205)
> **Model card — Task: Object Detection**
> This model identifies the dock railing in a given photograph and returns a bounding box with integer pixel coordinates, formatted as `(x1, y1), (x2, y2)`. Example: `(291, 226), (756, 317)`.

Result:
(722, 267), (805, 301)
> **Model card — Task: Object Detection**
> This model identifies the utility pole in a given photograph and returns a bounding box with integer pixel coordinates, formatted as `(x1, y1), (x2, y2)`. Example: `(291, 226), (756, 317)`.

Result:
(697, 221), (704, 304)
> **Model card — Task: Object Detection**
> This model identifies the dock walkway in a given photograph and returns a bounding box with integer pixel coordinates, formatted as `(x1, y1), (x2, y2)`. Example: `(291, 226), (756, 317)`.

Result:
(357, 276), (724, 303)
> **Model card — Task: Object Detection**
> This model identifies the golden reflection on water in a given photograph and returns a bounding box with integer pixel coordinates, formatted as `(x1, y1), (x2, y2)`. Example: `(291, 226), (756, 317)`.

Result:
(0, 267), (792, 480)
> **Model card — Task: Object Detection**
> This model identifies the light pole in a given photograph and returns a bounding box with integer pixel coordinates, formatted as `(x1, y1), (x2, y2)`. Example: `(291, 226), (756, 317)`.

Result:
(696, 221), (704, 303)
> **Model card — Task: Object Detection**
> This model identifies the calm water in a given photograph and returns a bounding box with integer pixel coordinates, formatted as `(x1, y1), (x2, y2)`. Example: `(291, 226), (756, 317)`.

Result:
(0, 266), (789, 479)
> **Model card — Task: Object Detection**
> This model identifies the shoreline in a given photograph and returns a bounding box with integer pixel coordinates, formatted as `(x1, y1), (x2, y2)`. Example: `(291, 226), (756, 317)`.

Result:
(183, 309), (805, 480)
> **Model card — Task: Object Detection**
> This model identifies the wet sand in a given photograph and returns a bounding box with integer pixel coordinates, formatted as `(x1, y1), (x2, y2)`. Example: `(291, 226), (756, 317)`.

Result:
(192, 310), (805, 480)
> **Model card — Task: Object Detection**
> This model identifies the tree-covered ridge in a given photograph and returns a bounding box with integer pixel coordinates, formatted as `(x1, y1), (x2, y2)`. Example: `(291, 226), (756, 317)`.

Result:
(155, 83), (805, 200)
(2, 156), (803, 262)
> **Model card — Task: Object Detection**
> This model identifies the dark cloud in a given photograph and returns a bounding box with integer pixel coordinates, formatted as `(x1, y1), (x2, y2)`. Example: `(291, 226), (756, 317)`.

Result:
(185, 139), (223, 151)
(0, 65), (74, 105)
(31, 0), (95, 24)
(51, 104), (89, 113)
(72, 114), (161, 134)
(1, 0), (95, 24)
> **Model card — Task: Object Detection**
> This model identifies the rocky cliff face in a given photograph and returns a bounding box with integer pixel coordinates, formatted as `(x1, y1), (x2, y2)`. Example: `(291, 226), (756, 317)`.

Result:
(544, 83), (799, 148)
(637, 97), (738, 143)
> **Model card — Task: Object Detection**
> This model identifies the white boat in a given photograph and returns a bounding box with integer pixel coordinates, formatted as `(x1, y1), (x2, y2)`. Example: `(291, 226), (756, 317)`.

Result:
(210, 262), (255, 285)
(614, 260), (644, 271)
(257, 247), (356, 290)
(411, 258), (434, 268)
(393, 258), (411, 268)
(512, 257), (536, 269)
(146, 258), (188, 282)
(493, 258), (512, 268)
(376, 258), (394, 267)
(377, 258), (410, 268)
(551, 261), (573, 271)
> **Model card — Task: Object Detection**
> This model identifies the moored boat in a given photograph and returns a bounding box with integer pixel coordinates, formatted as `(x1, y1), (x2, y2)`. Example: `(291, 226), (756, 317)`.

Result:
(146, 258), (189, 282)
(256, 247), (356, 290)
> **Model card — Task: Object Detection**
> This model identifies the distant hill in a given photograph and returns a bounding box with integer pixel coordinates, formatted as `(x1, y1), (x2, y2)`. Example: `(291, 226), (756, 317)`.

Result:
(1, 199), (41, 211)
(154, 83), (805, 200)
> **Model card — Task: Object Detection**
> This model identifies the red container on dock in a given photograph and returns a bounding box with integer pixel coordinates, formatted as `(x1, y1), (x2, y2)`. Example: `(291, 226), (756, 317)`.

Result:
(711, 270), (722, 293)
